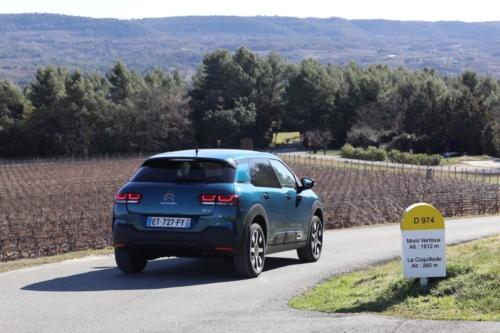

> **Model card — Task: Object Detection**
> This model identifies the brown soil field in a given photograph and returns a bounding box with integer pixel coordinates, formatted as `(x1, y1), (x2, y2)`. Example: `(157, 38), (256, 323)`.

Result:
(284, 157), (500, 228)
(1, 156), (499, 261)
(0, 158), (142, 261)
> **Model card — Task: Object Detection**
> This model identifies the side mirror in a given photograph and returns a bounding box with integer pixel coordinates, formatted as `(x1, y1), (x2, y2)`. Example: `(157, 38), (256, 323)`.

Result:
(300, 178), (315, 191)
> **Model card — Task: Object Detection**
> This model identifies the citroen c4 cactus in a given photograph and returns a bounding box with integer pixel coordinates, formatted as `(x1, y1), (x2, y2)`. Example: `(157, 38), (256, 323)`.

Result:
(113, 149), (323, 278)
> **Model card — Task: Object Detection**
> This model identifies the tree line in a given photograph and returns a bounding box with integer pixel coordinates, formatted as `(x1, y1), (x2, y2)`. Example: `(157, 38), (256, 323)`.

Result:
(1, 46), (500, 157)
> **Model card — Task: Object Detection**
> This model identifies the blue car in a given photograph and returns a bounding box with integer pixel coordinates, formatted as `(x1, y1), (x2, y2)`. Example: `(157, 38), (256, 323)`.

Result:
(113, 149), (323, 278)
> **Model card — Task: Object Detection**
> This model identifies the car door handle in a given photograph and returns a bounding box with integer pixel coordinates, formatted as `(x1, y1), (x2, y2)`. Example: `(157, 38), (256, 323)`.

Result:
(263, 192), (271, 200)
(286, 193), (293, 200)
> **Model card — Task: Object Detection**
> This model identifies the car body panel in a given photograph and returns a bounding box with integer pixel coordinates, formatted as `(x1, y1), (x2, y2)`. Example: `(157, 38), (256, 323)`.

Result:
(122, 182), (234, 218)
(256, 186), (288, 244)
(112, 149), (322, 263)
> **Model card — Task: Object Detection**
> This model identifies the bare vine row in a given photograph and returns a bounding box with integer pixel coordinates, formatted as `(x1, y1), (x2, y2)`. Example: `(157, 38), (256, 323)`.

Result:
(0, 155), (498, 261)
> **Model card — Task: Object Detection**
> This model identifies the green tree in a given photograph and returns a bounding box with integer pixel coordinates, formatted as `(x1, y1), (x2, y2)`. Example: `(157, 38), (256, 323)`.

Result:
(27, 64), (68, 108)
(461, 70), (478, 94)
(451, 91), (492, 155)
(79, 73), (112, 153)
(285, 58), (337, 133)
(327, 62), (367, 144)
(23, 65), (73, 155)
(190, 48), (257, 147)
(252, 50), (289, 147)
(106, 60), (144, 104)
(129, 68), (192, 152)
(0, 79), (32, 156)
(475, 76), (500, 108)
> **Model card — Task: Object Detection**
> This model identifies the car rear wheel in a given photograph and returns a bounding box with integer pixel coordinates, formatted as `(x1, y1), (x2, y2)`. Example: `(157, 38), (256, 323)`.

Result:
(115, 248), (148, 273)
(297, 216), (323, 262)
(234, 223), (265, 278)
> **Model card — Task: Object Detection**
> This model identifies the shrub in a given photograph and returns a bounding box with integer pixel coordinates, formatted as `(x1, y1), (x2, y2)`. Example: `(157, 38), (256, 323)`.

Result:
(341, 143), (356, 157)
(387, 150), (442, 166)
(342, 144), (442, 165)
(366, 145), (387, 161)
(346, 127), (380, 149)
(341, 144), (386, 161)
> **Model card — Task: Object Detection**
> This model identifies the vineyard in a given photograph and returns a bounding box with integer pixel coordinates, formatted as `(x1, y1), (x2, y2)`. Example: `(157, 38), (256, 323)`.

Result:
(281, 155), (500, 228)
(1, 154), (499, 261)
(0, 156), (143, 261)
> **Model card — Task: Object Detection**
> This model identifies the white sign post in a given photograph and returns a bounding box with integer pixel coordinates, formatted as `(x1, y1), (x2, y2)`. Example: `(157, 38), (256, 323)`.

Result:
(401, 203), (446, 286)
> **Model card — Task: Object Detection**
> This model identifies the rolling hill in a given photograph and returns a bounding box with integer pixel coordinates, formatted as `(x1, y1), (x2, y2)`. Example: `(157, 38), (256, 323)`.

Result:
(1, 13), (500, 85)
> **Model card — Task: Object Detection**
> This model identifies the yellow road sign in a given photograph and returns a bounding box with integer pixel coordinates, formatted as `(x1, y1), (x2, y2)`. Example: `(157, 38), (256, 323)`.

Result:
(401, 203), (445, 231)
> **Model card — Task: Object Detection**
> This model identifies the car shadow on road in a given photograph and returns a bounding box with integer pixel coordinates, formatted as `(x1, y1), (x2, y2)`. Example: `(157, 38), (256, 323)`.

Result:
(21, 256), (301, 292)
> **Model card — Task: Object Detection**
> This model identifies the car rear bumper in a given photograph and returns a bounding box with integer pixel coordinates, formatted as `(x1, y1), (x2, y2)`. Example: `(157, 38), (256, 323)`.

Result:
(113, 224), (243, 257)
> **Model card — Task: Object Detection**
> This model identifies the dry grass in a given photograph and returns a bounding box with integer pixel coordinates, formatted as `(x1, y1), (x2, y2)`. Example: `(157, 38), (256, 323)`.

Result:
(0, 247), (114, 273)
(289, 234), (500, 321)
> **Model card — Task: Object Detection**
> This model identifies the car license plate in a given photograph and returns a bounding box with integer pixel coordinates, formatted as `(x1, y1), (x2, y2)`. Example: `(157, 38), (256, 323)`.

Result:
(147, 217), (191, 228)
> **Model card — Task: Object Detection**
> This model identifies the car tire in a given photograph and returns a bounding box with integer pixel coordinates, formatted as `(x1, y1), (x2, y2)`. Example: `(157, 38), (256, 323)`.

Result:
(297, 216), (323, 262)
(114, 248), (148, 273)
(234, 223), (266, 278)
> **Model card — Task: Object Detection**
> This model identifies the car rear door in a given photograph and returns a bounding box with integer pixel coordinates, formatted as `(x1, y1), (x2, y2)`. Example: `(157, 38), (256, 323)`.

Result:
(269, 158), (311, 243)
(248, 158), (288, 245)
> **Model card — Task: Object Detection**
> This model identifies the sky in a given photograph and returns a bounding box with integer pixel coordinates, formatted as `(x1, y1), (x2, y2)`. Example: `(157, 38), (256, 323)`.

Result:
(0, 0), (498, 22)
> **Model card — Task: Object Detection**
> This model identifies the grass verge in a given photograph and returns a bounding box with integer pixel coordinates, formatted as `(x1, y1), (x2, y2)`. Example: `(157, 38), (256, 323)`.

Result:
(307, 150), (342, 156)
(0, 247), (114, 274)
(289, 234), (500, 321)
(440, 155), (493, 166)
(274, 131), (300, 144)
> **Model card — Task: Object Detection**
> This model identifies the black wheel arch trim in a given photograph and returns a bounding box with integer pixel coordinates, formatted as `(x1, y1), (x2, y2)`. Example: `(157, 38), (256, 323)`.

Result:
(242, 204), (269, 245)
(311, 200), (324, 222)
(306, 200), (324, 243)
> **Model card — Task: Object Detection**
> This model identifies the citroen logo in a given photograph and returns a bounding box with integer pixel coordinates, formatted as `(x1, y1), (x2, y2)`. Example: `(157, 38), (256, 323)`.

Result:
(164, 192), (175, 201)
(161, 191), (177, 205)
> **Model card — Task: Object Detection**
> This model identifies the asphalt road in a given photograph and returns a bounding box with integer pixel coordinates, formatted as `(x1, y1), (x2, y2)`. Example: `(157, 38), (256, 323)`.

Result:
(1, 216), (500, 333)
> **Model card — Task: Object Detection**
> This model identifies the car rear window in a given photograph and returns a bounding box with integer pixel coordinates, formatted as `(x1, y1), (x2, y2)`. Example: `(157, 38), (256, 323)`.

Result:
(130, 158), (237, 183)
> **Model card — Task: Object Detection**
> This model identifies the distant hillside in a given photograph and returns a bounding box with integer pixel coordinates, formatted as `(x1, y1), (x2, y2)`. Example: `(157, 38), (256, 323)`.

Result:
(350, 19), (500, 40)
(0, 13), (154, 37)
(4, 14), (493, 40)
(1, 13), (500, 85)
(139, 16), (366, 38)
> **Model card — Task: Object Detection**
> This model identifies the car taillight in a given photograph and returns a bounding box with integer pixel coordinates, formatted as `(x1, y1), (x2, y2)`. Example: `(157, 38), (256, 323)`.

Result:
(199, 194), (239, 206)
(200, 194), (216, 204)
(115, 193), (142, 204)
(217, 195), (237, 204)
